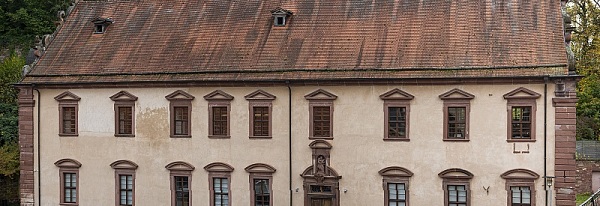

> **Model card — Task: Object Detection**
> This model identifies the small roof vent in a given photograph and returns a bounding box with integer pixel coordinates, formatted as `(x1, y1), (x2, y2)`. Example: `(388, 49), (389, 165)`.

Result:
(271, 7), (293, 27)
(92, 17), (113, 34)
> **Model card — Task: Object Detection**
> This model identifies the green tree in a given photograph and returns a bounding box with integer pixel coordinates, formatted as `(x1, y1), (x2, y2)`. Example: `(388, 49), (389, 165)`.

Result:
(0, 53), (23, 205)
(0, 0), (71, 49)
(0, 1), (68, 205)
(568, 0), (600, 140)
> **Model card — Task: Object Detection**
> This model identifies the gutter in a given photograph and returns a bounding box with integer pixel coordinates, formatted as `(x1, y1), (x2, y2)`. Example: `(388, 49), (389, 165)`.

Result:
(286, 81), (293, 206)
(24, 64), (569, 77)
(543, 77), (549, 206)
(33, 86), (41, 206)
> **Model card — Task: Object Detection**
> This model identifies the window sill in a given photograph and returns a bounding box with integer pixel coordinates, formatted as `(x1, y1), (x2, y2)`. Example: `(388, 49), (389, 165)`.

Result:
(170, 135), (191, 138)
(60, 203), (78, 206)
(115, 134), (135, 137)
(309, 137), (333, 140)
(209, 135), (231, 139)
(59, 133), (78, 137)
(507, 139), (536, 143)
(249, 136), (272, 139)
(383, 138), (410, 142)
(443, 138), (469, 142)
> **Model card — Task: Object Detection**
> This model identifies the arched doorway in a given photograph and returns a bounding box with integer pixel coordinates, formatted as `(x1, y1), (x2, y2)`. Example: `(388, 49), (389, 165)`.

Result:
(302, 140), (342, 206)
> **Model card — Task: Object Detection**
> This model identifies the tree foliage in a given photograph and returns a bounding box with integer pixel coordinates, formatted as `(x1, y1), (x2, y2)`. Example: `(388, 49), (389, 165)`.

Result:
(0, 54), (23, 104)
(0, 0), (71, 49)
(0, 54), (22, 204)
(0, 0), (67, 204)
(568, 0), (600, 140)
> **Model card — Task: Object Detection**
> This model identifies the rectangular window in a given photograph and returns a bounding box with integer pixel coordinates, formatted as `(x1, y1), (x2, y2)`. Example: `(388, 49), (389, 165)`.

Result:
(174, 176), (190, 206)
(253, 107), (270, 137)
(174, 107), (189, 135)
(117, 107), (133, 135)
(119, 175), (133, 206)
(213, 178), (229, 206)
(511, 107), (532, 139)
(313, 106), (331, 137)
(447, 107), (466, 139)
(63, 173), (77, 203)
(511, 186), (531, 206)
(388, 107), (407, 138)
(62, 107), (77, 134)
(447, 185), (467, 206)
(212, 107), (228, 136)
(254, 179), (270, 206)
(388, 183), (406, 206)
(309, 185), (332, 193)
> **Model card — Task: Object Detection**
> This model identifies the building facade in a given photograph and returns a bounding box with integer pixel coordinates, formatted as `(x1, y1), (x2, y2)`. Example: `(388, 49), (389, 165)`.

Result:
(17, 0), (579, 206)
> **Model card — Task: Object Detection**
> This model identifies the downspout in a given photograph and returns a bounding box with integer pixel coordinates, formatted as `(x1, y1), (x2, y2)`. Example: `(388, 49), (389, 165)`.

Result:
(33, 86), (41, 206)
(286, 81), (293, 206)
(543, 77), (548, 206)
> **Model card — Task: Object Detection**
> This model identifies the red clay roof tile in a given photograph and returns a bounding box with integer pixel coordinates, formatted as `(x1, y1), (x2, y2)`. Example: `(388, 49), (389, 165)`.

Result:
(23, 0), (568, 84)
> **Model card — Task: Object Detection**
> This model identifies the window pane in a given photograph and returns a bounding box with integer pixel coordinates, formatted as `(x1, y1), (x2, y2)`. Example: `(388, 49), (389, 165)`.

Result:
(213, 107), (228, 135)
(174, 107), (188, 135)
(313, 106), (331, 137)
(118, 107), (133, 134)
(253, 107), (270, 136)
(388, 107), (407, 138)
(447, 107), (466, 138)
(222, 178), (229, 192)
(62, 107), (76, 134)
(511, 106), (532, 138)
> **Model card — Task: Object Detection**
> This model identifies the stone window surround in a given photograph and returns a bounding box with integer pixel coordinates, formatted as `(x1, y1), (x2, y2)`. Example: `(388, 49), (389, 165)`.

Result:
(504, 87), (541, 142)
(379, 166), (414, 206)
(380, 88), (414, 141)
(110, 91), (138, 137)
(166, 90), (195, 138)
(501, 169), (539, 206)
(166, 161), (195, 206)
(439, 168), (474, 206)
(110, 160), (138, 206)
(245, 90), (276, 139)
(305, 89), (338, 140)
(55, 91), (81, 137)
(204, 90), (234, 139)
(55, 158), (82, 206)
(204, 162), (235, 206)
(439, 89), (475, 142)
(245, 163), (277, 206)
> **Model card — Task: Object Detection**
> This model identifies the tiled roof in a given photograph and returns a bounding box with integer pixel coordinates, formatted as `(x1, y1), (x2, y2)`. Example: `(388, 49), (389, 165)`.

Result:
(23, 0), (568, 84)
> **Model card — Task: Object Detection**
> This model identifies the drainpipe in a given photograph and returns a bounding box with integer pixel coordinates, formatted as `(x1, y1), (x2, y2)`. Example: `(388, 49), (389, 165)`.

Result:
(543, 77), (548, 206)
(33, 86), (41, 206)
(286, 81), (293, 206)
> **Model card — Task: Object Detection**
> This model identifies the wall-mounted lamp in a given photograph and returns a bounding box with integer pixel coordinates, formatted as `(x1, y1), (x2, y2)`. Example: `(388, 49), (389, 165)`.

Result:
(295, 187), (299, 192)
(544, 176), (555, 187)
(343, 188), (348, 193)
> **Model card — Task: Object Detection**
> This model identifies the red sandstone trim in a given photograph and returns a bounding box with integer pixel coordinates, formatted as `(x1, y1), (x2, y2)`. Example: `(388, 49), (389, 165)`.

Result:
(553, 95), (577, 206)
(17, 86), (35, 206)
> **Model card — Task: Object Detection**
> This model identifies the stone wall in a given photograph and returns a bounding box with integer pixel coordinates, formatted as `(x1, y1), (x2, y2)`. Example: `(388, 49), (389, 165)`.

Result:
(576, 160), (600, 194)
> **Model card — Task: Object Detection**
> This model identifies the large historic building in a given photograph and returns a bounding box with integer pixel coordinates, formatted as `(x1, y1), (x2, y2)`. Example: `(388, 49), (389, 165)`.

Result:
(17, 0), (579, 206)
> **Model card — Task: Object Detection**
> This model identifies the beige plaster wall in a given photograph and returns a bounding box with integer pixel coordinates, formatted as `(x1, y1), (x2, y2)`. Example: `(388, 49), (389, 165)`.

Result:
(34, 84), (556, 206)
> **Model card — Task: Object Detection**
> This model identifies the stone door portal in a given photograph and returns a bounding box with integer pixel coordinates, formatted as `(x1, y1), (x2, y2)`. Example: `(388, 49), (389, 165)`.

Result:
(302, 140), (341, 206)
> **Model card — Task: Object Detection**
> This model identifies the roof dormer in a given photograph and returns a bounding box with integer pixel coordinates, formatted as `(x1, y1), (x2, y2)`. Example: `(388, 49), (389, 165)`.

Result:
(92, 17), (113, 34)
(271, 7), (293, 27)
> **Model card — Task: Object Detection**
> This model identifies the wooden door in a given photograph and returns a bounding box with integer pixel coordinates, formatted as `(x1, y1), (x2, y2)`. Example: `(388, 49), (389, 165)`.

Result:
(310, 198), (333, 206)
